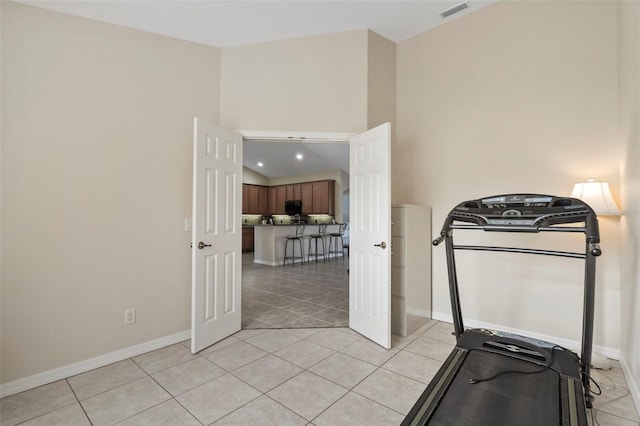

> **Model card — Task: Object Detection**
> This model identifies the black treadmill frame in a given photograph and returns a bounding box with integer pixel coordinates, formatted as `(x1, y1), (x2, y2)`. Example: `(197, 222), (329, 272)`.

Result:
(404, 194), (601, 425)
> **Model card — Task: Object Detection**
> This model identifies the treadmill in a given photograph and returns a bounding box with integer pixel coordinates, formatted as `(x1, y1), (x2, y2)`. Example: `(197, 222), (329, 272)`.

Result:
(402, 194), (601, 426)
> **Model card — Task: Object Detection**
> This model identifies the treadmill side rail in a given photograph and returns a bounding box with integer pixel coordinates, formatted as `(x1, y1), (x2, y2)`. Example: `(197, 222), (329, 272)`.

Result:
(562, 377), (589, 426)
(401, 348), (467, 426)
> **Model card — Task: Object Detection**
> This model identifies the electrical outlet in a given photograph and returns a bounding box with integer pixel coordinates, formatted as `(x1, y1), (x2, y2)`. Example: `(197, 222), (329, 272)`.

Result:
(124, 308), (136, 325)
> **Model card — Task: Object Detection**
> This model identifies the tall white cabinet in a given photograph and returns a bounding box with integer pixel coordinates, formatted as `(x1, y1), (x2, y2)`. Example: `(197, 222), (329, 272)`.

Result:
(391, 204), (432, 336)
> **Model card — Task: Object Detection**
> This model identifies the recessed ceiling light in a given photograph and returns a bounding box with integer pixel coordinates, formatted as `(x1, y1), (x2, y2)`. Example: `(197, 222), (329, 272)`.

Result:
(296, 154), (303, 160)
(257, 162), (263, 167)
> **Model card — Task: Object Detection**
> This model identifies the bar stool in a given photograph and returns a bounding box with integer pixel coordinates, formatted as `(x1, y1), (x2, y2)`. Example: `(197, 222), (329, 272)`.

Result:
(283, 224), (305, 266)
(307, 224), (328, 263)
(327, 223), (347, 260)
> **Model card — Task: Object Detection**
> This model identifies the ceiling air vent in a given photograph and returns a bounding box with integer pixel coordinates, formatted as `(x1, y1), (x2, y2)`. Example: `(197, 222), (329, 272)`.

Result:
(440, 1), (469, 18)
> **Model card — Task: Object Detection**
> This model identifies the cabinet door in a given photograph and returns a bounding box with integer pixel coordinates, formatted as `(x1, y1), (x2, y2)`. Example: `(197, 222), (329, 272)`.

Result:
(326, 180), (335, 215)
(275, 186), (287, 214)
(242, 228), (254, 252)
(257, 186), (268, 215)
(286, 184), (295, 200)
(312, 180), (335, 214)
(267, 186), (277, 214)
(293, 184), (302, 200)
(242, 185), (249, 214)
(301, 183), (313, 215)
(248, 185), (259, 213)
(312, 181), (328, 213)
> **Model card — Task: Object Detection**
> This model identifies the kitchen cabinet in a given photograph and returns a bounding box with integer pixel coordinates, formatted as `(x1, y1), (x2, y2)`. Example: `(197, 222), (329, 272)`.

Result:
(266, 185), (287, 215)
(248, 185), (259, 214)
(242, 227), (254, 252)
(312, 180), (335, 215)
(391, 204), (431, 336)
(242, 185), (249, 214)
(260, 180), (335, 215)
(275, 186), (287, 214)
(301, 183), (313, 215)
(242, 184), (268, 215)
(267, 186), (277, 214)
(257, 186), (268, 214)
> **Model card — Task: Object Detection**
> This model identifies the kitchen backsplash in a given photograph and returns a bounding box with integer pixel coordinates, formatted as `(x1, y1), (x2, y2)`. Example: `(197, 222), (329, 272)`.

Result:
(242, 214), (335, 225)
(306, 214), (335, 225)
(242, 214), (263, 225)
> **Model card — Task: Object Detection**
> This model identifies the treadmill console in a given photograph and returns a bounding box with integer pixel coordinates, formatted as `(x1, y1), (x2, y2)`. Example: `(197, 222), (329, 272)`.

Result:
(450, 194), (595, 228)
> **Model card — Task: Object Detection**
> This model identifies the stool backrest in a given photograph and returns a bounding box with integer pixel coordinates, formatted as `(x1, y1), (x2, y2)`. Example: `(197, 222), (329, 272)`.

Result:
(338, 223), (347, 235)
(318, 224), (328, 236)
(295, 224), (305, 237)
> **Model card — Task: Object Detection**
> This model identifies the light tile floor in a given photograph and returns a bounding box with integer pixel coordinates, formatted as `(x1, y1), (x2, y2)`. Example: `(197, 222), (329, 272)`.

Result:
(1, 321), (638, 425)
(242, 252), (349, 329)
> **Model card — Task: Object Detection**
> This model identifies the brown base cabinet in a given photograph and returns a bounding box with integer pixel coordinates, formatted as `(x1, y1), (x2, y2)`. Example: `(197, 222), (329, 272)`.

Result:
(242, 228), (254, 252)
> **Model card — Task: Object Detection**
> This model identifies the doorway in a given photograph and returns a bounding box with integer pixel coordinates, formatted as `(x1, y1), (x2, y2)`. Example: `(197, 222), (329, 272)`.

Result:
(192, 122), (392, 352)
(240, 131), (351, 329)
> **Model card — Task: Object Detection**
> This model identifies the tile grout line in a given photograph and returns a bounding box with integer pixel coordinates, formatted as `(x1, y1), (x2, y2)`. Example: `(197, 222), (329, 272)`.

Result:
(65, 378), (94, 426)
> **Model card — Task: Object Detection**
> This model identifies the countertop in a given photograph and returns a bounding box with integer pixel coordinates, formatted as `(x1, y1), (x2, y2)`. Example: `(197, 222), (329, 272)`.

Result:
(244, 223), (319, 227)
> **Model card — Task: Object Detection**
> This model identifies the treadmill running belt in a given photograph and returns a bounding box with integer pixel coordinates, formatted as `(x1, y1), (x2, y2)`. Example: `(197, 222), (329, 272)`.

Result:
(428, 350), (560, 426)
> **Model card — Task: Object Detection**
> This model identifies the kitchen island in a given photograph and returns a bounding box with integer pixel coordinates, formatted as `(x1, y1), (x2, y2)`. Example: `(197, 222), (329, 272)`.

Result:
(253, 224), (342, 266)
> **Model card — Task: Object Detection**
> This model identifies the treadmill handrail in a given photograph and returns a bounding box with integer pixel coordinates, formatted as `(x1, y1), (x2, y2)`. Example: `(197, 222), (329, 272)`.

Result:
(451, 224), (587, 232)
(452, 245), (586, 259)
(435, 194), (601, 245)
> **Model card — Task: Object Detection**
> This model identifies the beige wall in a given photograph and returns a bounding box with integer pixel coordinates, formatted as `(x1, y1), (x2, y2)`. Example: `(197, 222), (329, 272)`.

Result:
(618, 0), (640, 407)
(242, 167), (270, 185)
(219, 30), (369, 133)
(223, 29), (394, 224)
(1, 2), (221, 383)
(366, 31), (397, 132)
(396, 1), (622, 350)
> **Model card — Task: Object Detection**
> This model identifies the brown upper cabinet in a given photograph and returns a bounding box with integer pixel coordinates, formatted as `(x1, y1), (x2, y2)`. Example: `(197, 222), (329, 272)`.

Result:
(275, 186), (287, 214)
(286, 184), (295, 200)
(267, 186), (277, 214)
(312, 180), (335, 215)
(300, 183), (313, 215)
(242, 184), (268, 215)
(264, 185), (287, 215)
(244, 180), (335, 216)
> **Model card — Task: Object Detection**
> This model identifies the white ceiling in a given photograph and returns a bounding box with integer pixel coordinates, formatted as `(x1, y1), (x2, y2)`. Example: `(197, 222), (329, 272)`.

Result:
(17, 0), (495, 47)
(18, 0), (495, 179)
(244, 140), (349, 179)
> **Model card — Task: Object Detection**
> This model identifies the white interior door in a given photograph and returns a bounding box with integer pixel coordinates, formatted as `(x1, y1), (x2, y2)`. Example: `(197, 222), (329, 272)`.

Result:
(349, 123), (392, 349)
(191, 118), (242, 353)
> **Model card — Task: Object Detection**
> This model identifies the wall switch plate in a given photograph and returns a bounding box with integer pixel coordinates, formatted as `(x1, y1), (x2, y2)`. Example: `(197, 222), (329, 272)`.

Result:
(185, 218), (192, 232)
(124, 308), (136, 325)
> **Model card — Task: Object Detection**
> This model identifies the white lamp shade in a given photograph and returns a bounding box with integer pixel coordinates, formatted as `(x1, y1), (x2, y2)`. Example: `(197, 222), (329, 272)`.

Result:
(571, 180), (622, 216)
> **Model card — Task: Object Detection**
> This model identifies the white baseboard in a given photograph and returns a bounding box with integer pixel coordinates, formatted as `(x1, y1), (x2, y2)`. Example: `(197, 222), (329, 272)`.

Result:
(619, 354), (640, 419)
(0, 330), (190, 399)
(254, 253), (344, 267)
(431, 311), (621, 360)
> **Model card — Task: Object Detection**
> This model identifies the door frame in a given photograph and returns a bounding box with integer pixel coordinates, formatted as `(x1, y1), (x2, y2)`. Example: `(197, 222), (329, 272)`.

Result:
(237, 130), (356, 144)
(237, 128), (392, 348)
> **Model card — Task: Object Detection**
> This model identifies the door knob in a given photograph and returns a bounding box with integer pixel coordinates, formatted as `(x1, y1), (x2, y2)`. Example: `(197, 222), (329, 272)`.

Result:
(374, 241), (387, 249)
(197, 241), (212, 249)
